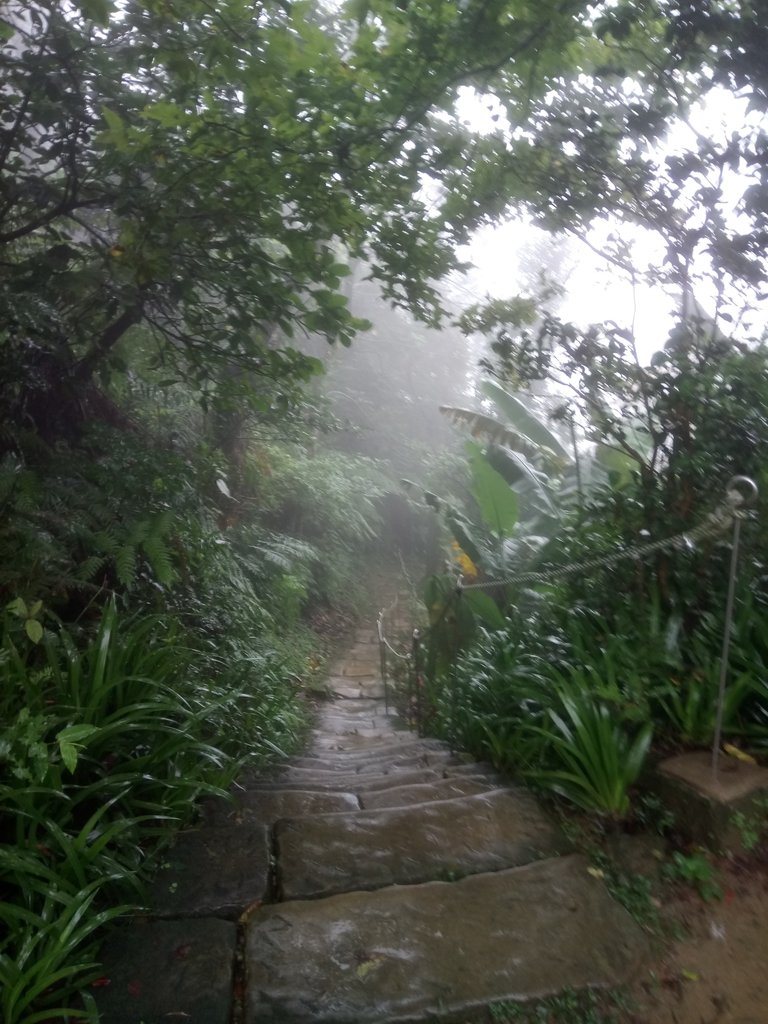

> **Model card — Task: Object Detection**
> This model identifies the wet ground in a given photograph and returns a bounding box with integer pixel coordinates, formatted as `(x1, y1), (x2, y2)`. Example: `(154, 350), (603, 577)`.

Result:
(628, 858), (768, 1024)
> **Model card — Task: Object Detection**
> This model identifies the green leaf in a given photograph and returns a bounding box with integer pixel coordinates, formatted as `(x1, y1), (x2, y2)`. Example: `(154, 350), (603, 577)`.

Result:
(6, 597), (27, 618)
(100, 107), (124, 133)
(466, 442), (519, 537)
(56, 725), (98, 773)
(25, 620), (43, 644)
(482, 381), (572, 462)
(463, 590), (506, 629)
(79, 0), (112, 24)
(595, 444), (636, 487)
(142, 101), (184, 127)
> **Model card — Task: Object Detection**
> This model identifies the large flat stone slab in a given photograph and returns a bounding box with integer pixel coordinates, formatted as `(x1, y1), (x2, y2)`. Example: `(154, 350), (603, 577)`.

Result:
(247, 768), (443, 795)
(243, 765), (442, 794)
(95, 918), (235, 1024)
(288, 749), (450, 771)
(309, 733), (425, 753)
(202, 788), (361, 826)
(245, 855), (649, 1023)
(360, 776), (498, 810)
(273, 754), (450, 784)
(305, 737), (446, 760)
(149, 825), (270, 919)
(329, 681), (385, 699)
(276, 789), (565, 899)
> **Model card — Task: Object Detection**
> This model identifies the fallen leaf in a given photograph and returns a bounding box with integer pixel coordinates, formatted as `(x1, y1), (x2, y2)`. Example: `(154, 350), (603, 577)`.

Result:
(90, 976), (111, 989)
(681, 969), (700, 982)
(238, 898), (263, 924)
(723, 743), (757, 765)
(356, 956), (384, 979)
(587, 866), (605, 879)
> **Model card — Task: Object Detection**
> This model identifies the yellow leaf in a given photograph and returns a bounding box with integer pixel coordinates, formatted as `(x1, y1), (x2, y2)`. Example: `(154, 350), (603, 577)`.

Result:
(356, 956), (384, 980)
(587, 866), (605, 879)
(723, 743), (757, 765)
(681, 969), (699, 982)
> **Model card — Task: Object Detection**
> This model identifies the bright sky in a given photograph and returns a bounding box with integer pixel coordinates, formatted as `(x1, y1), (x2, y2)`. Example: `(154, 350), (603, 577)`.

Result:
(459, 219), (674, 362)
(453, 86), (765, 363)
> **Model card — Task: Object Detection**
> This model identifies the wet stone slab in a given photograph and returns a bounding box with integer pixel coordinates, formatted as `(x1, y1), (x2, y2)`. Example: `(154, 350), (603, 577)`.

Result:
(273, 754), (450, 783)
(443, 761), (501, 779)
(276, 788), (565, 899)
(309, 733), (425, 753)
(288, 749), (439, 770)
(329, 681), (385, 699)
(247, 767), (443, 796)
(95, 917), (235, 1024)
(287, 751), (456, 775)
(202, 788), (361, 826)
(360, 775), (499, 810)
(149, 825), (270, 919)
(245, 854), (649, 1024)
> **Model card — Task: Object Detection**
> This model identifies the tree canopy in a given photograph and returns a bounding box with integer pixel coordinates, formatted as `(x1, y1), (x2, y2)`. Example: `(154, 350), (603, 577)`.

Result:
(2, 0), (766, 433)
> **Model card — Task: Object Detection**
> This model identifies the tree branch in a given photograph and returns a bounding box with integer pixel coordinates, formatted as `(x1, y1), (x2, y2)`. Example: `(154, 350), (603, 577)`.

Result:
(72, 304), (144, 384)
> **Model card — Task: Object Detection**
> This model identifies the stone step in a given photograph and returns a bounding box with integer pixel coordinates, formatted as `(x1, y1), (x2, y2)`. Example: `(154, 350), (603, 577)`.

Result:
(245, 854), (650, 1024)
(201, 788), (361, 827)
(310, 726), (413, 741)
(314, 697), (385, 715)
(287, 750), (438, 769)
(308, 733), (428, 753)
(245, 767), (443, 794)
(359, 775), (498, 810)
(444, 761), (502, 779)
(303, 737), (445, 759)
(149, 825), (271, 919)
(271, 763), (438, 787)
(275, 788), (566, 899)
(285, 749), (454, 774)
(313, 715), (393, 731)
(95, 918), (236, 1024)
(328, 681), (386, 699)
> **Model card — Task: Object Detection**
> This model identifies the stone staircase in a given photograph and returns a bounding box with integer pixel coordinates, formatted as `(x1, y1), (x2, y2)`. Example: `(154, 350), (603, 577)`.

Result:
(94, 624), (649, 1023)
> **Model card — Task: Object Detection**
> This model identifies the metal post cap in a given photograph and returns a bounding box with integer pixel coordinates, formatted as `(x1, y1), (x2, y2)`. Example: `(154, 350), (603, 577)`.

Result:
(726, 475), (758, 506)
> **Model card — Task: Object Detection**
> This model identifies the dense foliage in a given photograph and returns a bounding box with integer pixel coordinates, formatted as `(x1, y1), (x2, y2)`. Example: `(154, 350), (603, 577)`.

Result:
(2, 0), (768, 1017)
(417, 335), (768, 821)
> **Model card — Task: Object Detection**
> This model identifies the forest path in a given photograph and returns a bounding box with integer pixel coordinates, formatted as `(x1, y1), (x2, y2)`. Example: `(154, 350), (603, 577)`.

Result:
(94, 616), (649, 1023)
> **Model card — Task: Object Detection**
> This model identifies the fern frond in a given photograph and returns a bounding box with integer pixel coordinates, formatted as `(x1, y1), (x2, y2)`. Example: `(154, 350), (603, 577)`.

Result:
(115, 544), (137, 588)
(142, 533), (177, 587)
(93, 529), (119, 555)
(75, 555), (108, 581)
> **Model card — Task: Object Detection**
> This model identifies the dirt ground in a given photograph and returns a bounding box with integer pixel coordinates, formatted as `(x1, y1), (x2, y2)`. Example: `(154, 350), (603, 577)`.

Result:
(628, 858), (768, 1024)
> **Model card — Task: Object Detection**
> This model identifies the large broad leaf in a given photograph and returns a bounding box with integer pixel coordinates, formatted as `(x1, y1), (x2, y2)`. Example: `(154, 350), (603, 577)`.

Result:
(595, 443), (637, 488)
(463, 590), (506, 629)
(482, 381), (572, 462)
(466, 442), (518, 537)
(441, 406), (552, 464)
(493, 447), (557, 515)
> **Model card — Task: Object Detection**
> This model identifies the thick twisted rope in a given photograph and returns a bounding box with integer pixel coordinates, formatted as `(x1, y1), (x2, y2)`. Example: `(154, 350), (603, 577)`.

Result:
(458, 481), (752, 593)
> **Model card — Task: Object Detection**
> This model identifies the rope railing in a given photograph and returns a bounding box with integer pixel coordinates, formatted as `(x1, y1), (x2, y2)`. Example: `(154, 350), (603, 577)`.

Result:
(456, 477), (753, 594)
(377, 476), (759, 771)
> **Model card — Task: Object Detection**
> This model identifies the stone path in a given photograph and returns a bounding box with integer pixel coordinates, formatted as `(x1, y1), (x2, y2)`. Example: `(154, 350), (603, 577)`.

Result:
(94, 623), (649, 1023)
